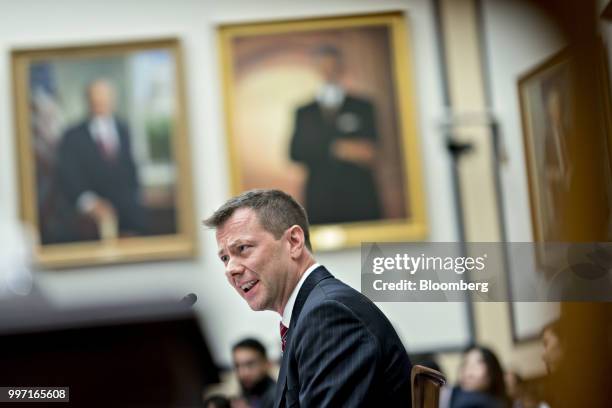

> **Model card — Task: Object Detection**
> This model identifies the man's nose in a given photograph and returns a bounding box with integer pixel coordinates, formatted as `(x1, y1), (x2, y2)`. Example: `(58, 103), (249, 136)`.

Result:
(226, 257), (244, 277)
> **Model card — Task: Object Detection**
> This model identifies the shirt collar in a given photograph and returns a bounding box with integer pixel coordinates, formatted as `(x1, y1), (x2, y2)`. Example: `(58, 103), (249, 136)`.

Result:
(281, 263), (320, 327)
(88, 115), (117, 138)
(316, 83), (345, 108)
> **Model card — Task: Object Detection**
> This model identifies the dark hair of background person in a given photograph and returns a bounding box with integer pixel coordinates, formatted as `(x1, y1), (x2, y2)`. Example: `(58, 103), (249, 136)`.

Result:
(464, 345), (507, 400)
(232, 337), (268, 360)
(203, 189), (312, 251)
(203, 394), (231, 408)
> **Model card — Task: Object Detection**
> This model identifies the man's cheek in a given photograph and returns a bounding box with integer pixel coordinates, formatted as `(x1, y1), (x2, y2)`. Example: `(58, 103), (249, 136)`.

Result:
(242, 260), (256, 272)
(226, 275), (238, 290)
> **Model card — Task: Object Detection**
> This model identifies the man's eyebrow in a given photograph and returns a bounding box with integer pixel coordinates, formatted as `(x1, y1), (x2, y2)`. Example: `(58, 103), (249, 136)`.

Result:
(217, 239), (250, 257)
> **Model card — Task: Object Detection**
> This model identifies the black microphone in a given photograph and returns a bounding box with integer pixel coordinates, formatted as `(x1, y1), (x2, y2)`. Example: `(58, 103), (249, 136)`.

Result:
(180, 293), (198, 307)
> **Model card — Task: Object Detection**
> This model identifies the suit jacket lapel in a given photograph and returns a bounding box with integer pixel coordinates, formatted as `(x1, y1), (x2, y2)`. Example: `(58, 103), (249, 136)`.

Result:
(289, 266), (331, 333)
(274, 342), (290, 408)
(274, 266), (333, 408)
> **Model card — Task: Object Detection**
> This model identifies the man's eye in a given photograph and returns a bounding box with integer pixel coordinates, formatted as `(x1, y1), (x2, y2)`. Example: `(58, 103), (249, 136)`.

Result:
(220, 255), (229, 263)
(239, 245), (249, 252)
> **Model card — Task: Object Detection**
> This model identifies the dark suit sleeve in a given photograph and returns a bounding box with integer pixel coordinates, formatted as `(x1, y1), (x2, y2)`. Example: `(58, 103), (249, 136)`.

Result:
(289, 107), (331, 165)
(117, 121), (140, 193)
(56, 130), (89, 206)
(360, 100), (378, 142)
(293, 299), (380, 407)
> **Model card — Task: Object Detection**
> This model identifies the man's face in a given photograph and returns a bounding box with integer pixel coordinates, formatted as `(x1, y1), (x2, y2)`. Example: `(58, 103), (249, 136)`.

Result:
(216, 208), (293, 313)
(316, 54), (342, 83)
(541, 328), (563, 373)
(88, 81), (115, 116)
(233, 347), (269, 391)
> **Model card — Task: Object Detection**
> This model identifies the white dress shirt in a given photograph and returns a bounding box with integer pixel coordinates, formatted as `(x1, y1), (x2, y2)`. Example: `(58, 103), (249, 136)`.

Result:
(281, 263), (321, 328)
(89, 115), (120, 155)
(316, 83), (345, 109)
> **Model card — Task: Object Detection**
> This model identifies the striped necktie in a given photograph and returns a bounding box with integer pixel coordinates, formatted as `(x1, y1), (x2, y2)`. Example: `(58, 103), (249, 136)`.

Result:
(280, 322), (289, 353)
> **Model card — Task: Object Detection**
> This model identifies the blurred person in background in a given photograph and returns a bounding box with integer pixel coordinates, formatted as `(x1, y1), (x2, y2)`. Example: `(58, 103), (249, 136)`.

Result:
(231, 338), (275, 408)
(55, 78), (146, 241)
(540, 320), (563, 375)
(289, 45), (382, 225)
(447, 345), (509, 408)
(536, 319), (565, 408)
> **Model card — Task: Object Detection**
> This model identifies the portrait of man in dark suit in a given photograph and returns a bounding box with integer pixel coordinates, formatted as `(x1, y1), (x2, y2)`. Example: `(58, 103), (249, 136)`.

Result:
(290, 46), (382, 225)
(205, 189), (412, 407)
(55, 79), (147, 241)
(14, 40), (194, 267)
(220, 15), (427, 249)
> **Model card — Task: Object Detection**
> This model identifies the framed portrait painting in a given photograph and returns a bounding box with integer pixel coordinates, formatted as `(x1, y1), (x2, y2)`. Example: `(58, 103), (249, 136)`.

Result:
(518, 50), (573, 270)
(218, 12), (427, 249)
(12, 38), (196, 268)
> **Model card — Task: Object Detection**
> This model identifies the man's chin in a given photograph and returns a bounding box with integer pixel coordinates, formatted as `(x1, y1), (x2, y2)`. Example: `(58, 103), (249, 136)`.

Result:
(246, 300), (265, 311)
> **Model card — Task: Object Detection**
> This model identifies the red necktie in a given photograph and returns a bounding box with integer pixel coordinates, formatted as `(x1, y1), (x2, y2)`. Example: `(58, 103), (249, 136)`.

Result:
(96, 133), (117, 161)
(280, 322), (289, 353)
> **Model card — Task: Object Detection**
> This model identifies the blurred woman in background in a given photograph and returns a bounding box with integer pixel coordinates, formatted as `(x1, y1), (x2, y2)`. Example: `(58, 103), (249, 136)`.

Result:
(448, 345), (509, 408)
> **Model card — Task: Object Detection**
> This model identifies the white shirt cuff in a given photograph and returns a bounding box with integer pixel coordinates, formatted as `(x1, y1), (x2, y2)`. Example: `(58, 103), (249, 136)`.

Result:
(77, 191), (99, 213)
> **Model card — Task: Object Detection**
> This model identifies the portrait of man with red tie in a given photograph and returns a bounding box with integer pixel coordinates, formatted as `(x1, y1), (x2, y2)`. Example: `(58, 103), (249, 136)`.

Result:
(13, 39), (195, 267)
(55, 79), (147, 241)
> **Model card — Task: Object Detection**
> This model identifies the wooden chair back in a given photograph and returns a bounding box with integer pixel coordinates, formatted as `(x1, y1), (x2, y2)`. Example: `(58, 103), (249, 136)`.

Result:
(411, 364), (446, 408)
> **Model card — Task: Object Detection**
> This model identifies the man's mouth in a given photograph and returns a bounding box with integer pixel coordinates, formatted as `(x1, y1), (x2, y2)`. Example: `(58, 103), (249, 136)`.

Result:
(240, 279), (259, 293)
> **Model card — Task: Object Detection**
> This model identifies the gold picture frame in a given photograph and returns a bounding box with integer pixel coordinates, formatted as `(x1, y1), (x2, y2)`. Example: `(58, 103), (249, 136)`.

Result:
(218, 12), (427, 250)
(12, 38), (196, 268)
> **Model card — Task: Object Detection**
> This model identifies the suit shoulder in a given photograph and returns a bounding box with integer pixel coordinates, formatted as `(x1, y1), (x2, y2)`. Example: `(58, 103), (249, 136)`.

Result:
(306, 277), (399, 335)
(60, 121), (89, 145)
(344, 95), (375, 110)
(317, 276), (373, 305)
(298, 294), (378, 340)
(295, 100), (318, 114)
(63, 121), (88, 136)
(302, 278), (380, 323)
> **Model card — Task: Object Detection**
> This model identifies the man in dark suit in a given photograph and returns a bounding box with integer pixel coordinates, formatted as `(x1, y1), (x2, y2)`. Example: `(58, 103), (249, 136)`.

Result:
(289, 46), (382, 225)
(232, 338), (276, 408)
(204, 189), (411, 407)
(55, 79), (146, 240)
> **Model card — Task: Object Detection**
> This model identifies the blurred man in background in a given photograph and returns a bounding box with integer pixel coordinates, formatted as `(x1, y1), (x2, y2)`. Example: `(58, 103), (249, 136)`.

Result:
(231, 338), (275, 408)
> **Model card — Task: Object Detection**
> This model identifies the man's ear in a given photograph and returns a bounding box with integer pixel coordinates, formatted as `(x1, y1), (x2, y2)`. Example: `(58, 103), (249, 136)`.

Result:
(286, 225), (305, 258)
